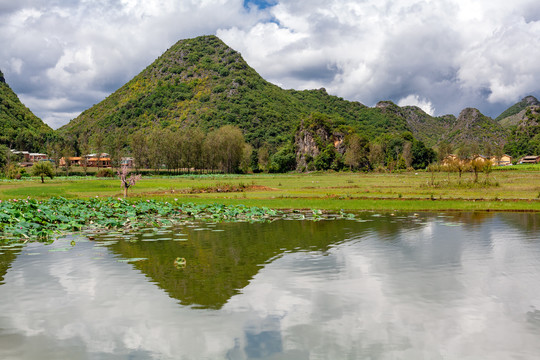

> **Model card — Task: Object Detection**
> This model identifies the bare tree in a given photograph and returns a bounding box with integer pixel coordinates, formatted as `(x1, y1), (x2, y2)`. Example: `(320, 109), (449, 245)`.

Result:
(117, 165), (142, 197)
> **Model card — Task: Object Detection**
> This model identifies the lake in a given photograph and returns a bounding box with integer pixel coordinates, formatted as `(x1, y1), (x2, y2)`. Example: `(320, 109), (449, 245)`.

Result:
(1, 212), (539, 359)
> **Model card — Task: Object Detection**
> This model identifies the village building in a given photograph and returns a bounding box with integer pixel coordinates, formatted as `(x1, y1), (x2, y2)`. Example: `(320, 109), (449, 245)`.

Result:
(121, 157), (134, 168)
(519, 155), (540, 164)
(59, 153), (112, 167)
(10, 150), (50, 166)
(490, 154), (513, 166)
(471, 154), (489, 164)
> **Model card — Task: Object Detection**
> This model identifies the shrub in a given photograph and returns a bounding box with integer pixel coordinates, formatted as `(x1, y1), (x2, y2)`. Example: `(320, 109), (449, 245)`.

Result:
(96, 168), (115, 178)
(5, 164), (22, 179)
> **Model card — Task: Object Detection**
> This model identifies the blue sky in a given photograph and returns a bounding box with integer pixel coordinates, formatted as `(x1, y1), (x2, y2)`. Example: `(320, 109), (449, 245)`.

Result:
(244, 0), (277, 10)
(1, 0), (539, 128)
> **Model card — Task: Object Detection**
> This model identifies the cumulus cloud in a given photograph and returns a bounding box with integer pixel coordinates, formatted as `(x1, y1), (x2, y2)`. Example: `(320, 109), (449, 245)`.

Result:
(397, 95), (435, 115)
(1, 0), (540, 128)
(219, 0), (540, 117)
(0, 0), (265, 128)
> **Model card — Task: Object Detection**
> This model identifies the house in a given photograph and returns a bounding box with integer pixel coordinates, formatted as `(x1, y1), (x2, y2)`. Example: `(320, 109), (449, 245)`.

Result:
(471, 154), (489, 164)
(29, 153), (48, 162)
(121, 157), (134, 168)
(11, 150), (50, 166)
(10, 150), (30, 162)
(87, 156), (111, 168)
(81, 153), (111, 167)
(490, 154), (513, 166)
(58, 153), (112, 167)
(519, 155), (540, 164)
(59, 157), (82, 166)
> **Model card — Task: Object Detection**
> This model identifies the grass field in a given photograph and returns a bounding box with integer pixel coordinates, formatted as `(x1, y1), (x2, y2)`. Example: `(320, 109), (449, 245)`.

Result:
(1, 166), (539, 212)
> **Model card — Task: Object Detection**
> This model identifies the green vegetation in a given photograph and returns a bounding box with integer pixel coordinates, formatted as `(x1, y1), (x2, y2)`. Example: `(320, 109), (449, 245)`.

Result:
(56, 35), (508, 167)
(495, 96), (540, 122)
(57, 35), (416, 161)
(0, 195), (362, 245)
(0, 197), (285, 243)
(31, 161), (54, 183)
(0, 70), (53, 152)
(3, 37), (536, 176)
(504, 107), (540, 159)
(1, 168), (538, 208)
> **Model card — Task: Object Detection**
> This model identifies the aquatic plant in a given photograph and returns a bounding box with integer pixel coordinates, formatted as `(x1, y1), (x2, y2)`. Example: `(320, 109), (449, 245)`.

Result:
(0, 197), (351, 244)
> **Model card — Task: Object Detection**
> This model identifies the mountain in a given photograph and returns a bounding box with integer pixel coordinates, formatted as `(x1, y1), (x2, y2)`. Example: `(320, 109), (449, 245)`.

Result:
(374, 101), (454, 147)
(60, 35), (511, 157)
(496, 96), (540, 127)
(59, 35), (412, 148)
(0, 69), (53, 152)
(443, 108), (507, 150)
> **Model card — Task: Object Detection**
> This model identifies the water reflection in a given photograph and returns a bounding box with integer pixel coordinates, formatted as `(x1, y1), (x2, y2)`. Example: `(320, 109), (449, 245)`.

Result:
(0, 212), (539, 359)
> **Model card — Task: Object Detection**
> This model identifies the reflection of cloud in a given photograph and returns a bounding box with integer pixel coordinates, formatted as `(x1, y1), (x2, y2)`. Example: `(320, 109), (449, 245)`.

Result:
(0, 214), (540, 359)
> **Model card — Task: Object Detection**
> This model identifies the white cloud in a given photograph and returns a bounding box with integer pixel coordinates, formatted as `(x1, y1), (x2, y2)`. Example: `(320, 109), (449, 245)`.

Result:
(397, 94), (435, 115)
(0, 0), (266, 128)
(220, 0), (540, 117)
(1, 0), (540, 128)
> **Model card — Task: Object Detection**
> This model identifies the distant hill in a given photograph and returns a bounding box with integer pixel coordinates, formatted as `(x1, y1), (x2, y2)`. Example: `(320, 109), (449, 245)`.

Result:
(374, 101), (454, 147)
(444, 108), (508, 150)
(59, 35), (513, 157)
(496, 96), (540, 127)
(0, 69), (53, 152)
(59, 36), (419, 149)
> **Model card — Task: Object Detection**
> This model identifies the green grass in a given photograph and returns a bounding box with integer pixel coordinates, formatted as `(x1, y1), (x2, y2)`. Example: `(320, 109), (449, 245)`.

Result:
(1, 169), (539, 212)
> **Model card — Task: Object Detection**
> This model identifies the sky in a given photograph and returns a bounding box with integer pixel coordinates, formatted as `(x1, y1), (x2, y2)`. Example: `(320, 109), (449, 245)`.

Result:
(1, 0), (540, 129)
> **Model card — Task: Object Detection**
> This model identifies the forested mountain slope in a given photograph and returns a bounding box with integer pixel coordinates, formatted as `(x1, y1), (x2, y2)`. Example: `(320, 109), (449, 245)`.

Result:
(58, 36), (415, 148)
(0, 70), (53, 152)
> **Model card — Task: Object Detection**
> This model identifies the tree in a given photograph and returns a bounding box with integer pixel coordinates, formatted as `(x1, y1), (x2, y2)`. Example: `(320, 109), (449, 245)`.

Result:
(411, 140), (436, 169)
(32, 161), (54, 183)
(402, 141), (412, 168)
(314, 144), (336, 170)
(148, 128), (165, 173)
(78, 134), (91, 176)
(117, 165), (142, 197)
(269, 143), (296, 173)
(130, 132), (150, 171)
(180, 127), (205, 173)
(437, 141), (453, 163)
(470, 157), (485, 183)
(47, 142), (62, 173)
(207, 125), (246, 173)
(62, 144), (75, 176)
(368, 143), (384, 168)
(344, 134), (370, 171)
(240, 143), (253, 173)
(0, 144), (9, 170)
(162, 129), (182, 173)
(106, 129), (125, 170)
(257, 144), (270, 172)
(92, 131), (105, 169)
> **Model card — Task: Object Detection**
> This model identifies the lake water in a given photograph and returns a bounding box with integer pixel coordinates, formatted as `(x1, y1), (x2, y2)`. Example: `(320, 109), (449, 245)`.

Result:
(0, 212), (539, 359)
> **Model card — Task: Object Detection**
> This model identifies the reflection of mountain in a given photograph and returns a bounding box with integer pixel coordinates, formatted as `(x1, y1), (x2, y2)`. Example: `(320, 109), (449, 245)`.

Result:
(497, 213), (540, 238)
(0, 249), (20, 285)
(108, 218), (394, 309)
(106, 212), (540, 310)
